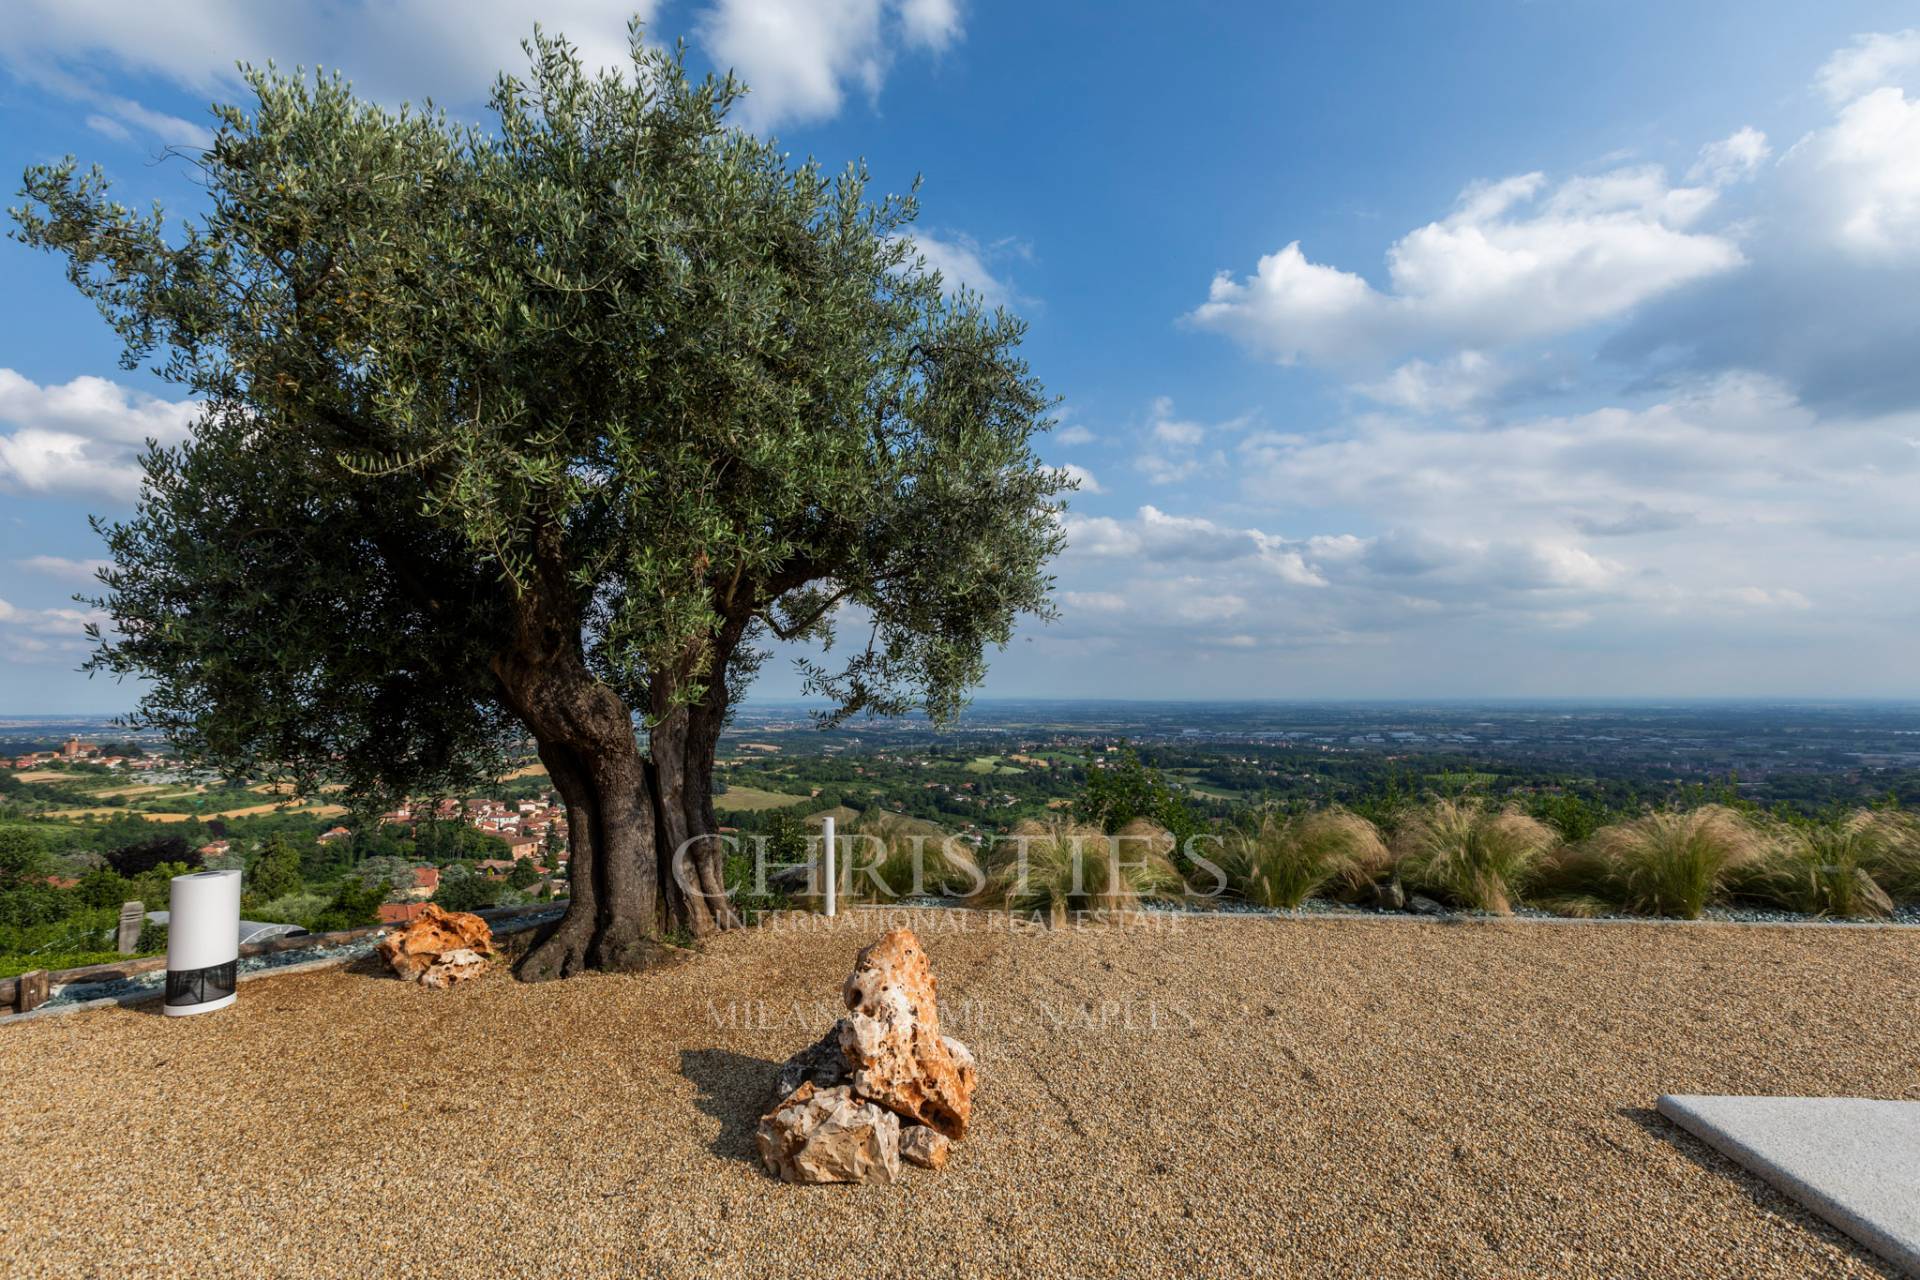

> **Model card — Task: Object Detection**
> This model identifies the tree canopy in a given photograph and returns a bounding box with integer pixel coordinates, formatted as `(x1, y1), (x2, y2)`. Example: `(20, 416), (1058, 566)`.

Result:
(11, 25), (1068, 974)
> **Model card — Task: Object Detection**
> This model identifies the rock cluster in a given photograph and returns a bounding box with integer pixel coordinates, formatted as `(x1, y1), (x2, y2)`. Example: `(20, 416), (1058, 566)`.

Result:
(375, 905), (495, 987)
(755, 928), (976, 1184)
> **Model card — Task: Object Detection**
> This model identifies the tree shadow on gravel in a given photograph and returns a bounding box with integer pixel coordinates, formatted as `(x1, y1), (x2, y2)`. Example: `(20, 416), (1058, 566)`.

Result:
(1617, 1106), (1902, 1278)
(682, 1048), (781, 1165)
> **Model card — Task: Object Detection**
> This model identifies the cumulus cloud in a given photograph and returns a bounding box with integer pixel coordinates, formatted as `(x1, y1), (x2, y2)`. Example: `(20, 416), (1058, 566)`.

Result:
(1816, 28), (1920, 105)
(2, 0), (956, 144)
(0, 369), (196, 501)
(1188, 167), (1742, 367)
(1609, 34), (1920, 411)
(1055, 424), (1096, 446)
(1, 3), (660, 147)
(698, 0), (961, 131)
(1786, 85), (1920, 260)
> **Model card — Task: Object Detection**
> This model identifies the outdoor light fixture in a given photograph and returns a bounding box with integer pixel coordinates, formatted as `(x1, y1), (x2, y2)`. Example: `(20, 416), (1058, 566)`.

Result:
(164, 869), (241, 1017)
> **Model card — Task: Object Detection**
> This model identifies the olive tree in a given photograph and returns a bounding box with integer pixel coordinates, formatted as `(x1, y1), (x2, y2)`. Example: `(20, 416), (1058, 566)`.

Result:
(12, 28), (1067, 978)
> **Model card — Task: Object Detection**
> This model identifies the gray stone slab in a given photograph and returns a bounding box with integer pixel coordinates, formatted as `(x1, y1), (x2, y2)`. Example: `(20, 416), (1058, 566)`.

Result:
(1657, 1094), (1920, 1277)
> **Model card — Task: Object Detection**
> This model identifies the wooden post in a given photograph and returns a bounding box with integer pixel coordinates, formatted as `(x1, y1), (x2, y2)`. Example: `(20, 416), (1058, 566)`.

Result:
(116, 900), (145, 954)
(15, 969), (49, 1014)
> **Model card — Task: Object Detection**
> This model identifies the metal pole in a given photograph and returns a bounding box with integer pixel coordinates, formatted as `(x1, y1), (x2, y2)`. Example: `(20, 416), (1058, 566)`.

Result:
(822, 814), (837, 918)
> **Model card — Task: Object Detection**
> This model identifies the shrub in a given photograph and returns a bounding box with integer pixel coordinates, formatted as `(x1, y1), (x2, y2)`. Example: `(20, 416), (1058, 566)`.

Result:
(246, 835), (303, 902)
(103, 835), (200, 878)
(986, 823), (1181, 922)
(722, 842), (789, 924)
(311, 878), (391, 932)
(1226, 808), (1388, 909)
(432, 869), (503, 914)
(243, 890), (326, 926)
(1587, 806), (1761, 919)
(1756, 813), (1895, 919)
(1394, 800), (1558, 915)
(1075, 748), (1204, 856)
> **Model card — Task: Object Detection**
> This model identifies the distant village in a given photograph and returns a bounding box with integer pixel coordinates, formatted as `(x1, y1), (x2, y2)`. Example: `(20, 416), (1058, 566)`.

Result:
(7, 735), (575, 923)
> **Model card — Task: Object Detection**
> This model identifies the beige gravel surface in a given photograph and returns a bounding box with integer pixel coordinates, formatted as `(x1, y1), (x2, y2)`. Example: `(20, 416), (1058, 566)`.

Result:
(2, 909), (1916, 1279)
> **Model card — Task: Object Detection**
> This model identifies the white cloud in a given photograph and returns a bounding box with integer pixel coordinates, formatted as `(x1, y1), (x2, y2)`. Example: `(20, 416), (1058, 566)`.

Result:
(82, 112), (132, 142)
(1689, 126), (1771, 185)
(1816, 28), (1920, 105)
(1053, 463), (1102, 494)
(1189, 166), (1743, 367)
(698, 0), (961, 131)
(1785, 85), (1920, 260)
(16, 555), (110, 582)
(1055, 424), (1096, 446)
(1355, 351), (1506, 413)
(1132, 397), (1236, 486)
(1064, 505), (1326, 587)
(0, 2), (656, 108)
(895, 0), (961, 50)
(1182, 165), (1743, 364)
(1, 1), (959, 144)
(1060, 590), (1127, 614)
(1038, 365), (1920, 678)
(0, 596), (108, 664)
(898, 230), (1020, 307)
(0, 370), (196, 501)
(1151, 415), (1204, 447)
(1608, 33), (1920, 409)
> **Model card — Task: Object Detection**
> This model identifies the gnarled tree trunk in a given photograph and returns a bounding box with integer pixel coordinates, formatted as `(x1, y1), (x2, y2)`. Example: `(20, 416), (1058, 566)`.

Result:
(493, 580), (745, 981)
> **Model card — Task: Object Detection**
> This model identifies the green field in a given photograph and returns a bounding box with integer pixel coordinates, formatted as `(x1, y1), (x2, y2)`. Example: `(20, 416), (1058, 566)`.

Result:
(962, 756), (1025, 775)
(1428, 771), (1499, 787)
(712, 785), (812, 812)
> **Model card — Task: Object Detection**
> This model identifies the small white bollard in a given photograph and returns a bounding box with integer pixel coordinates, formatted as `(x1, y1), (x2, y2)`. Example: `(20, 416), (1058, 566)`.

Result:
(164, 868), (241, 1017)
(822, 815), (836, 918)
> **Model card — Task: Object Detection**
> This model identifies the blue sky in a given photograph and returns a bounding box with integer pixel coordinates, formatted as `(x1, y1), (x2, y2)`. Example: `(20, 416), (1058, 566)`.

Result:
(3, 2), (1920, 712)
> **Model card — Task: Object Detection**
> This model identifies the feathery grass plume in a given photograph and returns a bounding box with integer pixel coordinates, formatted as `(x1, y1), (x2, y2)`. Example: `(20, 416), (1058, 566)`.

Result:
(1586, 805), (1761, 919)
(1393, 800), (1558, 915)
(1758, 812), (1896, 919)
(1865, 810), (1920, 902)
(839, 832), (983, 902)
(986, 822), (1181, 923)
(1226, 808), (1388, 909)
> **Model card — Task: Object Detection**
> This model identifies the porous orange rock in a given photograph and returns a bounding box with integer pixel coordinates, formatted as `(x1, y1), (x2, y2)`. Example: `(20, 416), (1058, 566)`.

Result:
(838, 927), (976, 1139)
(375, 904), (495, 984)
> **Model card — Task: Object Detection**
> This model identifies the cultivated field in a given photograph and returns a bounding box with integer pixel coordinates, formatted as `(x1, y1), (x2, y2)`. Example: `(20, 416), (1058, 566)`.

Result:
(713, 785), (813, 812)
(2, 912), (1914, 1278)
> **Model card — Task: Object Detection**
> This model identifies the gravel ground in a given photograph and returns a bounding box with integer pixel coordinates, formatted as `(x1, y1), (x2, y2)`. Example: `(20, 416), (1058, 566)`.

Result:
(2, 908), (1915, 1279)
